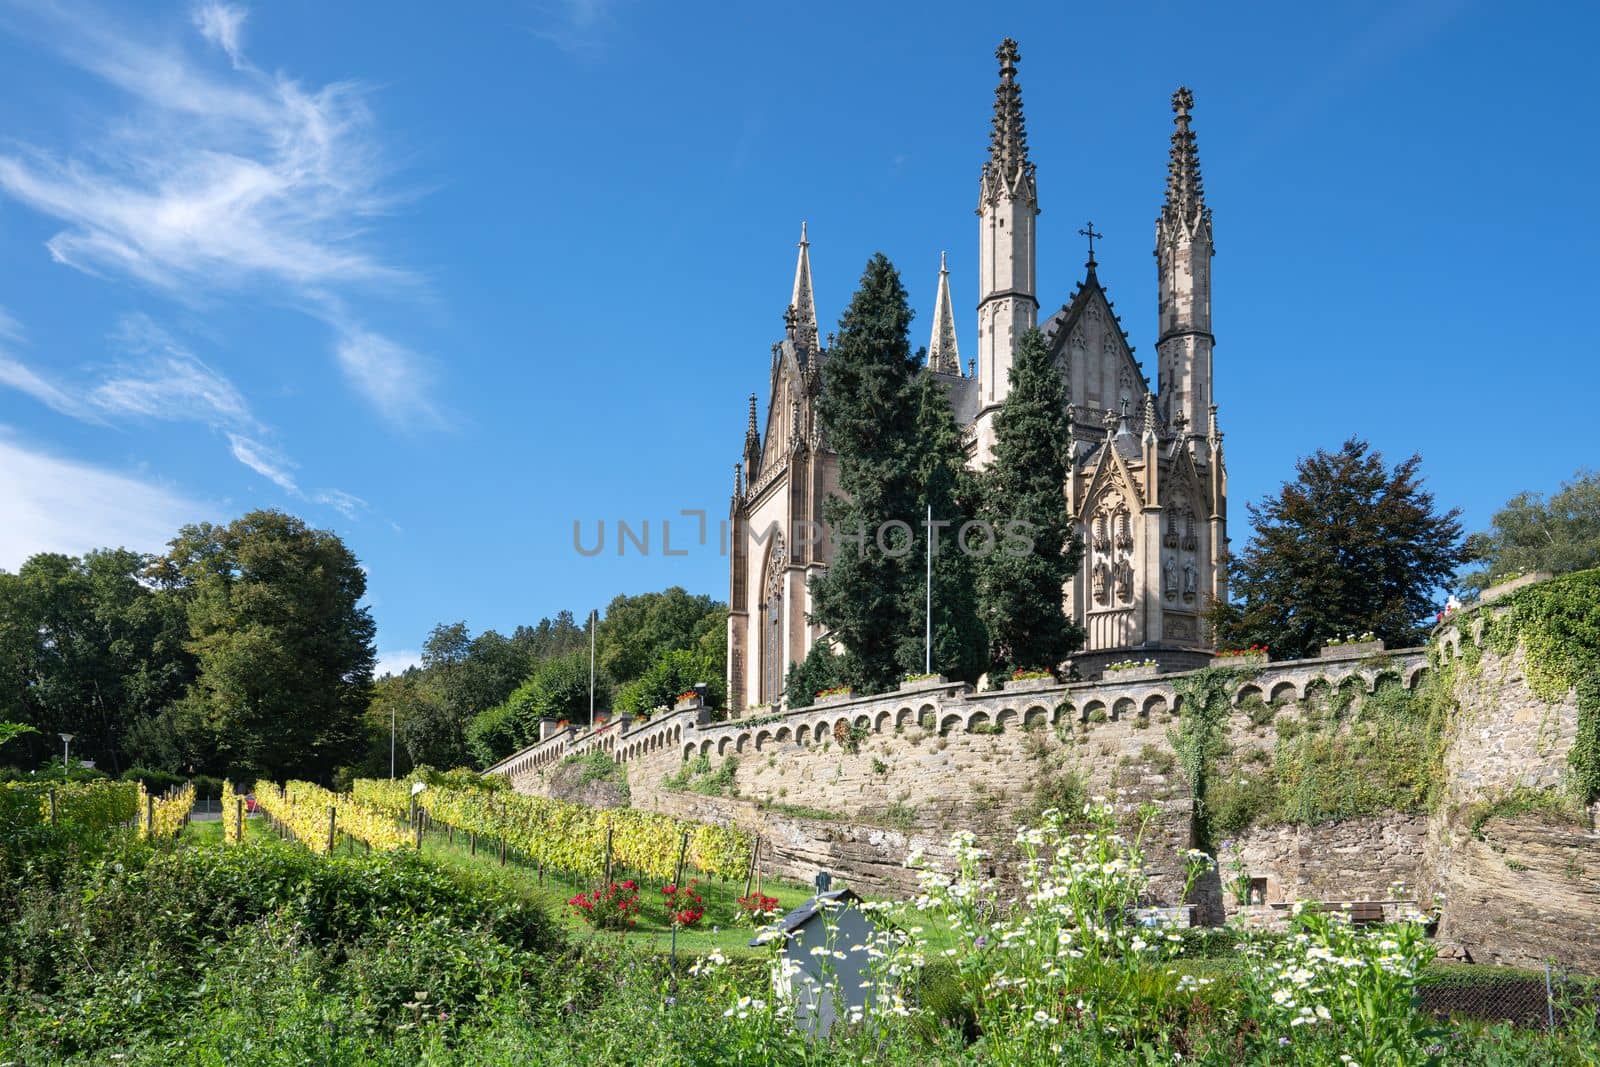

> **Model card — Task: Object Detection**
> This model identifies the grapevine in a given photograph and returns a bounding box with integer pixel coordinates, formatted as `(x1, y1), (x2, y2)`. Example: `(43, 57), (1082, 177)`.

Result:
(136, 781), (195, 840)
(353, 778), (752, 882)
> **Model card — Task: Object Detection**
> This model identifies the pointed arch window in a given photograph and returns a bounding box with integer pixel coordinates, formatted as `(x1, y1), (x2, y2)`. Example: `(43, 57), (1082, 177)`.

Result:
(759, 537), (787, 703)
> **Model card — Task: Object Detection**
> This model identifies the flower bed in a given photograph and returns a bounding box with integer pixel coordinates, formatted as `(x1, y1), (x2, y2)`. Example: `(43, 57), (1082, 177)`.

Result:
(661, 881), (706, 927)
(815, 686), (854, 704)
(1213, 644), (1268, 665)
(568, 880), (642, 930)
(1319, 633), (1384, 657)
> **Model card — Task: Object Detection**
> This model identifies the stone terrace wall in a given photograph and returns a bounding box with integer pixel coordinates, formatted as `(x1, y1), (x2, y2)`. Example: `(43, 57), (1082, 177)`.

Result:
(500, 647), (1431, 918)
(1422, 611), (1598, 969)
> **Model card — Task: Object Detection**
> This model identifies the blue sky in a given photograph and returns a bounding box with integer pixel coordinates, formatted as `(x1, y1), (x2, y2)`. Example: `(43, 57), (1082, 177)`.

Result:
(0, 0), (1594, 673)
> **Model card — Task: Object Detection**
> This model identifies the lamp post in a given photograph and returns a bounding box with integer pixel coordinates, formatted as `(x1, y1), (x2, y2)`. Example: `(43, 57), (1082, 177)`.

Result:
(390, 705), (396, 780)
(59, 733), (73, 779)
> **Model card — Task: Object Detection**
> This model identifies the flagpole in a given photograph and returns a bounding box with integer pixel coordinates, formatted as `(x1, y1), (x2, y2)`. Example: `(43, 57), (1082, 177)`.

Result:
(925, 501), (933, 675)
(589, 608), (597, 726)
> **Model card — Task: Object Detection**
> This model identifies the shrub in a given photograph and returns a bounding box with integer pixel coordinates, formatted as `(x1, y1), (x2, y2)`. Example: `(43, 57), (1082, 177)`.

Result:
(568, 880), (642, 930)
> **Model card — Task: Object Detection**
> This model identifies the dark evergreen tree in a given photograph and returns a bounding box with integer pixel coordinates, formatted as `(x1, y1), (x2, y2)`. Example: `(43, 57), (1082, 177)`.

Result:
(897, 371), (988, 683)
(976, 328), (1082, 675)
(1208, 438), (1467, 658)
(810, 253), (923, 693)
(783, 643), (850, 709)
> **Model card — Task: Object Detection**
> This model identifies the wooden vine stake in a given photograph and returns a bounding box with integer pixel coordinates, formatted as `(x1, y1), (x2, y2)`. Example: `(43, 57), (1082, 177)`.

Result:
(669, 830), (691, 976)
(235, 795), (245, 843)
(742, 835), (762, 899)
(326, 806), (337, 853)
(602, 821), (614, 886)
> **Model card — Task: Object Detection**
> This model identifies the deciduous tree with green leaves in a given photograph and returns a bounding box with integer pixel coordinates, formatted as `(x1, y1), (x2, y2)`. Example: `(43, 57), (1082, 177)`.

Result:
(151, 510), (376, 783)
(1208, 438), (1466, 659)
(976, 327), (1082, 675)
(1461, 469), (1600, 592)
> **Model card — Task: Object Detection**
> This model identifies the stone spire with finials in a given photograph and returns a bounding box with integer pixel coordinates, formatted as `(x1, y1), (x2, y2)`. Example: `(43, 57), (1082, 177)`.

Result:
(789, 222), (819, 352)
(982, 38), (1036, 201)
(972, 38), (1041, 464)
(927, 251), (961, 375)
(743, 393), (761, 477)
(1155, 86), (1216, 446)
(1160, 88), (1210, 242)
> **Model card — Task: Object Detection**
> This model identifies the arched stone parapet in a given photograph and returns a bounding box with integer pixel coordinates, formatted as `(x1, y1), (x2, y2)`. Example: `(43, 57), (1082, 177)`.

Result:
(854, 714), (873, 732)
(967, 710), (992, 732)
(1082, 699), (1107, 724)
(875, 709), (893, 732)
(775, 726), (793, 743)
(895, 707), (916, 729)
(1235, 683), (1265, 708)
(734, 734), (750, 753)
(699, 739), (713, 757)
(1404, 663), (1430, 690)
(1269, 680), (1299, 706)
(1112, 697), (1135, 721)
(1023, 705), (1049, 728)
(996, 708), (1020, 730)
(939, 713), (962, 734)
(1054, 701), (1075, 725)
(755, 730), (773, 750)
(682, 742), (696, 761)
(796, 724), (812, 745)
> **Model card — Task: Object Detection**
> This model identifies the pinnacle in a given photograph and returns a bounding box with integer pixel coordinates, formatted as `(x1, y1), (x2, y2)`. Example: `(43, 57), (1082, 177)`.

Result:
(1162, 86), (1208, 234)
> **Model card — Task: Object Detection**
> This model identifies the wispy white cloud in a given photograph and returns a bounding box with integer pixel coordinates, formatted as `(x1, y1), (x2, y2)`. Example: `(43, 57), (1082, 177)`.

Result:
(0, 314), (306, 494)
(227, 432), (297, 493)
(0, 307), (23, 342)
(192, 1), (249, 69)
(334, 329), (444, 428)
(0, 356), (98, 422)
(0, 429), (207, 569)
(0, 4), (404, 295)
(374, 648), (421, 678)
(90, 316), (254, 426)
(0, 2), (435, 428)
(530, 0), (619, 54)
(314, 487), (368, 519)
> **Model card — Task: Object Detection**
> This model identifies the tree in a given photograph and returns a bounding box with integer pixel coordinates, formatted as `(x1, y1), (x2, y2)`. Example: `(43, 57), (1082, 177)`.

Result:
(1209, 438), (1466, 658)
(976, 328), (1082, 674)
(897, 371), (988, 683)
(467, 650), (606, 766)
(595, 588), (724, 686)
(153, 510), (376, 782)
(613, 648), (726, 718)
(0, 549), (192, 773)
(810, 253), (923, 693)
(783, 642), (850, 709)
(1461, 469), (1600, 592)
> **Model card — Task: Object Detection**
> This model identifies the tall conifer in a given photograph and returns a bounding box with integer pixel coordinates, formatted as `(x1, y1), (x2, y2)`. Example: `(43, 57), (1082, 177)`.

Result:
(810, 254), (921, 693)
(897, 371), (987, 683)
(978, 327), (1083, 674)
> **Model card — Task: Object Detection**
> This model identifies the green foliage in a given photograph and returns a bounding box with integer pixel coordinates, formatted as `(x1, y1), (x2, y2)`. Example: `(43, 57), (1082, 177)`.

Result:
(555, 748), (630, 803)
(595, 587), (725, 686)
(664, 754), (739, 797)
(1475, 568), (1600, 803)
(976, 327), (1083, 674)
(1462, 469), (1600, 592)
(0, 722), (36, 747)
(783, 641), (849, 709)
(152, 510), (376, 783)
(810, 253), (925, 694)
(0, 548), (193, 775)
(1026, 765), (1088, 822)
(1210, 438), (1467, 658)
(1463, 786), (1589, 840)
(614, 646), (725, 717)
(1168, 666), (1244, 842)
(895, 371), (988, 684)
(468, 650), (605, 767)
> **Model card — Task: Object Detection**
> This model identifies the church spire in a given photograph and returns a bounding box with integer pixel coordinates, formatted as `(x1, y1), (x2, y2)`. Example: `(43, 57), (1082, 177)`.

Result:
(984, 38), (1034, 198)
(788, 222), (819, 350)
(927, 251), (961, 374)
(1160, 88), (1209, 239)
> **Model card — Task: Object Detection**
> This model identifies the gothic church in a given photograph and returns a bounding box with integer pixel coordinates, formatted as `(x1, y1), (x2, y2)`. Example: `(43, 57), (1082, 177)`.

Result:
(727, 39), (1228, 710)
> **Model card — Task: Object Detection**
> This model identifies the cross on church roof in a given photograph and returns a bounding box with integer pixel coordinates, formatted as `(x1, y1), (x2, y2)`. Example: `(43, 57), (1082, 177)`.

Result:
(1078, 220), (1104, 270)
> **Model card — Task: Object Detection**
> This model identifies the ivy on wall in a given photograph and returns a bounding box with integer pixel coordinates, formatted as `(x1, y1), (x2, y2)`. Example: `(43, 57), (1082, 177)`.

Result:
(1475, 569), (1600, 803)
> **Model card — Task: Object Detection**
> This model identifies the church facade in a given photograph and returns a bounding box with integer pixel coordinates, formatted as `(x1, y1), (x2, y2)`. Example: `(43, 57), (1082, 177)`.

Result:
(727, 40), (1228, 711)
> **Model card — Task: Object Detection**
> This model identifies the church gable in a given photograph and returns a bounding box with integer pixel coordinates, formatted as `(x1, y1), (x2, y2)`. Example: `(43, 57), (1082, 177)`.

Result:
(1045, 280), (1146, 421)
